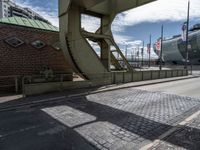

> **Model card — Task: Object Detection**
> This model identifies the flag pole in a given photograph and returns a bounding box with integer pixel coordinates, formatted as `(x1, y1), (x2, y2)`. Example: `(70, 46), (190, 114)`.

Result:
(125, 44), (128, 58)
(142, 41), (144, 68)
(149, 34), (151, 68)
(159, 25), (164, 70)
(137, 45), (140, 66)
(185, 0), (190, 69)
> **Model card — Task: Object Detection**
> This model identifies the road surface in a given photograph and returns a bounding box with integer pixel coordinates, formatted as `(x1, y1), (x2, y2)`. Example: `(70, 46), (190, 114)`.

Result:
(0, 76), (200, 150)
(135, 76), (200, 99)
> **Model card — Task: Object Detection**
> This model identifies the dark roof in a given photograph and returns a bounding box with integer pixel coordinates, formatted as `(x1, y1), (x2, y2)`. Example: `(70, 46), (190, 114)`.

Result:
(0, 17), (59, 32)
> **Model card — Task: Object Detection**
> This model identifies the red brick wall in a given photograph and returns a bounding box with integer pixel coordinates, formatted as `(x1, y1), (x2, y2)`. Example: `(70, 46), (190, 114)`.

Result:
(0, 24), (72, 76)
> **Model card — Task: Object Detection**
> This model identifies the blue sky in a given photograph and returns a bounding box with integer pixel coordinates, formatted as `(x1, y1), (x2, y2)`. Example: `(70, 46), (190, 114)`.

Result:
(14, 0), (200, 58)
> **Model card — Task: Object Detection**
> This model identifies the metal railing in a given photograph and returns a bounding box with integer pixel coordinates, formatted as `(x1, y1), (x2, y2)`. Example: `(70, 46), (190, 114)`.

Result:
(0, 75), (20, 93)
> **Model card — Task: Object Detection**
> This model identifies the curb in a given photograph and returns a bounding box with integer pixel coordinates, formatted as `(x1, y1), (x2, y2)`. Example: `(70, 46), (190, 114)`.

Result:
(0, 75), (199, 112)
(68, 75), (200, 97)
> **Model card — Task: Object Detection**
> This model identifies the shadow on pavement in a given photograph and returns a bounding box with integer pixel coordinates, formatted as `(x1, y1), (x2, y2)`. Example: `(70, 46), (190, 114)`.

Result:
(0, 93), (200, 150)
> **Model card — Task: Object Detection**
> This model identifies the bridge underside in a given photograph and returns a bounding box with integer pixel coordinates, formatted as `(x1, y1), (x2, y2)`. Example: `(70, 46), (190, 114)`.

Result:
(59, 0), (156, 81)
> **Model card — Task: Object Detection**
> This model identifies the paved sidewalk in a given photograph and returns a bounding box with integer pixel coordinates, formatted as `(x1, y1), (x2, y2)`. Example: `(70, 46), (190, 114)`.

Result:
(0, 87), (200, 150)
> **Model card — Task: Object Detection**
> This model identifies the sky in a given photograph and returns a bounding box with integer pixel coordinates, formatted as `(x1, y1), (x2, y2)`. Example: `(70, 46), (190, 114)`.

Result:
(14, 0), (200, 59)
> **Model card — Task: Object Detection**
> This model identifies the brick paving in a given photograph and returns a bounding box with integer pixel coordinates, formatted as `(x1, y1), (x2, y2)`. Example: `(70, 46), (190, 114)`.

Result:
(152, 114), (200, 150)
(0, 88), (200, 150)
(42, 88), (200, 149)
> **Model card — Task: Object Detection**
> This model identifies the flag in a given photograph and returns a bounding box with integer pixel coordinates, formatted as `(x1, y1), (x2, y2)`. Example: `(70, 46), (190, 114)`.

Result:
(147, 44), (151, 54)
(155, 38), (161, 51)
(181, 22), (187, 42)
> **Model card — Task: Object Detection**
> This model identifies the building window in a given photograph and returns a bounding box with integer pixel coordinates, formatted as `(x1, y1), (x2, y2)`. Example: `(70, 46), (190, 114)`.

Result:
(31, 40), (46, 49)
(5, 37), (24, 47)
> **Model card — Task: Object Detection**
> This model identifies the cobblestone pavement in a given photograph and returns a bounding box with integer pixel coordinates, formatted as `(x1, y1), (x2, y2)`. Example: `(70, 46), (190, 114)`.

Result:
(0, 88), (200, 150)
(152, 113), (200, 150)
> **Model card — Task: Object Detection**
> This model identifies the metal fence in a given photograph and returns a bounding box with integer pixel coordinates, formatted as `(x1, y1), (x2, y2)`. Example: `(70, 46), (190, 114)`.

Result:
(0, 76), (20, 93)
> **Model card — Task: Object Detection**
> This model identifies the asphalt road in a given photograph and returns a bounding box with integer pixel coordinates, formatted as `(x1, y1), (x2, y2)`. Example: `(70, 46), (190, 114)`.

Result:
(135, 76), (200, 99)
(1, 87), (200, 150)
(1, 75), (200, 150)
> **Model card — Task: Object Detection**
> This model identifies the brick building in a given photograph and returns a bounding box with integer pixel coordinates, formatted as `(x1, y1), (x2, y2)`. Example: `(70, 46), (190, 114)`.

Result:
(0, 17), (72, 92)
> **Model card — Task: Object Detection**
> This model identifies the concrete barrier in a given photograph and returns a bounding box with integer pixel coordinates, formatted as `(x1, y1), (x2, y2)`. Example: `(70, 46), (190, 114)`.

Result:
(133, 72), (143, 82)
(114, 72), (124, 84)
(183, 70), (188, 76)
(160, 71), (166, 79)
(24, 81), (91, 96)
(172, 70), (178, 77)
(143, 71), (152, 80)
(124, 72), (132, 83)
(152, 71), (159, 80)
(166, 71), (172, 78)
(178, 70), (183, 76)
(23, 69), (188, 96)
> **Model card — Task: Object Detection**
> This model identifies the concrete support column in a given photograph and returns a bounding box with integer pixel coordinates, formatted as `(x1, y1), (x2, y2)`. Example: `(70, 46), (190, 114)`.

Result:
(101, 40), (110, 71)
(100, 15), (115, 71)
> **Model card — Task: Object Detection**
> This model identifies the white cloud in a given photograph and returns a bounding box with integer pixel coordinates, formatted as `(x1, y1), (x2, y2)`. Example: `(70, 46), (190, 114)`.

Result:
(113, 33), (134, 45)
(13, 0), (200, 29)
(125, 40), (143, 46)
(13, 0), (198, 59)
(113, 0), (200, 31)
(111, 0), (200, 58)
(14, 0), (59, 27)
(81, 14), (101, 32)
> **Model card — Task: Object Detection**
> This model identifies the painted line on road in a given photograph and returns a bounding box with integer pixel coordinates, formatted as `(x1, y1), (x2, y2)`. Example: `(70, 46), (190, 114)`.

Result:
(140, 110), (200, 150)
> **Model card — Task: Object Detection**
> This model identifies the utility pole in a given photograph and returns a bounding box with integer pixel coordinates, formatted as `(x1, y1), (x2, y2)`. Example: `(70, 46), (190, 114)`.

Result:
(185, 0), (190, 69)
(159, 25), (164, 70)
